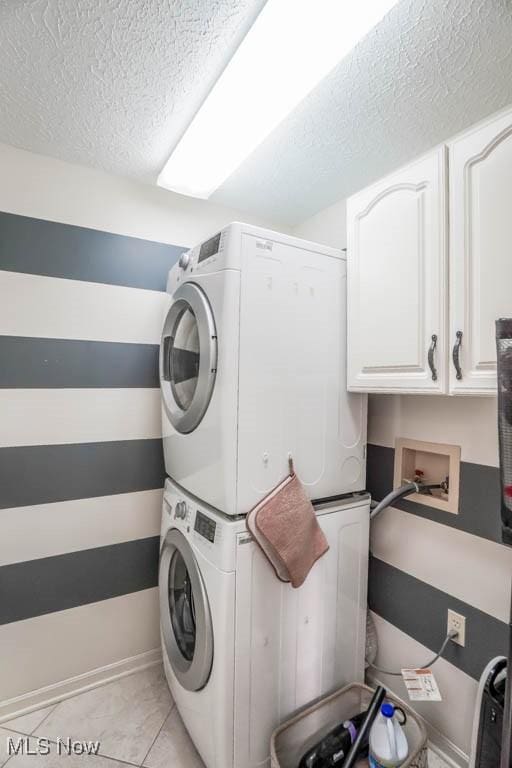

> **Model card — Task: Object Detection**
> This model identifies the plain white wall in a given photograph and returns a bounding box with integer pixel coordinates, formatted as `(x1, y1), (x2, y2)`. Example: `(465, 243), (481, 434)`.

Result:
(0, 141), (292, 247)
(292, 197), (347, 248)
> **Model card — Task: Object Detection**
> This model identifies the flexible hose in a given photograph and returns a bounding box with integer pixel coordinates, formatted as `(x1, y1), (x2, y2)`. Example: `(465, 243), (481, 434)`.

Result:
(370, 482), (419, 519)
(368, 482), (456, 677)
(368, 630), (459, 676)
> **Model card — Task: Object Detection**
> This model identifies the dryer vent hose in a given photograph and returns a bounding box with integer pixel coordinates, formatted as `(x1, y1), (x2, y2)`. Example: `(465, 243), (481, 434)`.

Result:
(370, 482), (419, 519)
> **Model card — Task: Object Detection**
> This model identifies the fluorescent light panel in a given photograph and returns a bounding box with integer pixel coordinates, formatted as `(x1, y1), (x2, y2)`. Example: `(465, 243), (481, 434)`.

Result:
(158, 0), (399, 199)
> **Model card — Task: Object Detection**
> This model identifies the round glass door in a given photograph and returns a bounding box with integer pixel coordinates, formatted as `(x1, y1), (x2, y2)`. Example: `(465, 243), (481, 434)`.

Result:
(159, 529), (213, 692)
(168, 548), (196, 662)
(170, 306), (199, 411)
(160, 283), (217, 434)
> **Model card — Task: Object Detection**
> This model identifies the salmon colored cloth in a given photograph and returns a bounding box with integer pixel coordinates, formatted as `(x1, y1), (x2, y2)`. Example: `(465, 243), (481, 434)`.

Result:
(246, 472), (329, 588)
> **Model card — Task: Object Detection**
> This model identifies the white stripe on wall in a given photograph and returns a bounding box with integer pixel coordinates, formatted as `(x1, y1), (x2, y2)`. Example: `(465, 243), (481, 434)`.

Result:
(0, 389), (162, 447)
(0, 588), (160, 704)
(368, 394), (499, 467)
(370, 612), (478, 759)
(0, 489), (162, 567)
(370, 507), (512, 623)
(0, 271), (169, 344)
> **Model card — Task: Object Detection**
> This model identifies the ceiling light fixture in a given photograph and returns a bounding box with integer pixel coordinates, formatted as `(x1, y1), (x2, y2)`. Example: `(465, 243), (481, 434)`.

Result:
(157, 0), (399, 199)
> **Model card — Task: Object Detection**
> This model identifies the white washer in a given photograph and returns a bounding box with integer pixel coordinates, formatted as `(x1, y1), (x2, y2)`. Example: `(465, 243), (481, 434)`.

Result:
(160, 222), (367, 516)
(159, 477), (370, 768)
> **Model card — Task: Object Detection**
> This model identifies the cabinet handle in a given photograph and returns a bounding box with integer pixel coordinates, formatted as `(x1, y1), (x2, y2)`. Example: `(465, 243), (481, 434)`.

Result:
(452, 330), (463, 380)
(428, 334), (438, 381)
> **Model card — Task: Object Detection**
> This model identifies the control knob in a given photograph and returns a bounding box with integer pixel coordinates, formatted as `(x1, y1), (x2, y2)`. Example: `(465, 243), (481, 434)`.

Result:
(174, 501), (187, 520)
(178, 252), (191, 270)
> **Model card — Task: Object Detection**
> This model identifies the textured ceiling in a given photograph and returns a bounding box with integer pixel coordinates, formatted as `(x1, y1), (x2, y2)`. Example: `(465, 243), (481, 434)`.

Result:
(212, 0), (512, 223)
(0, 0), (267, 180)
(1, 0), (512, 225)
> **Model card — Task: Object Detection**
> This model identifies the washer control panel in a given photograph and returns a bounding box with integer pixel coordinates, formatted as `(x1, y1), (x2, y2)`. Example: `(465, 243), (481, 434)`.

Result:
(194, 511), (216, 543)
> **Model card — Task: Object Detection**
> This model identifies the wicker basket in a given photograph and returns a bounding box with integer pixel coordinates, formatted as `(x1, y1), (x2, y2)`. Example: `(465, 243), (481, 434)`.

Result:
(271, 683), (428, 768)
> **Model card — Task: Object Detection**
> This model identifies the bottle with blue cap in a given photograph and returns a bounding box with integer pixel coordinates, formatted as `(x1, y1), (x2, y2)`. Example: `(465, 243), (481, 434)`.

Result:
(369, 702), (409, 767)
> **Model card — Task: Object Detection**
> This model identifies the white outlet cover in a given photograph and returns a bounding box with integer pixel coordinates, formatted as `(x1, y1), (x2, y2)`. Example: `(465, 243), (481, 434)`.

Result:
(447, 609), (466, 647)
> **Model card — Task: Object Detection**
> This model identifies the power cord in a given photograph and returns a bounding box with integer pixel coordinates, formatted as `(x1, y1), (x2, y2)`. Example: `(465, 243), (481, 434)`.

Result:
(368, 629), (459, 677)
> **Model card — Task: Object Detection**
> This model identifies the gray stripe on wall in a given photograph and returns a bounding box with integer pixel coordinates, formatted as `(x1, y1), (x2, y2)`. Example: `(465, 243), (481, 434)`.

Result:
(0, 336), (159, 389)
(0, 439), (165, 509)
(0, 537), (159, 625)
(0, 211), (184, 291)
(366, 443), (501, 544)
(369, 556), (508, 681)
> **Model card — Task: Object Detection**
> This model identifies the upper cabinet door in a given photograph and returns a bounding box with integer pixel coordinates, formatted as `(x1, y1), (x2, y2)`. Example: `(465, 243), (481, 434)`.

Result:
(449, 108), (512, 395)
(347, 147), (447, 394)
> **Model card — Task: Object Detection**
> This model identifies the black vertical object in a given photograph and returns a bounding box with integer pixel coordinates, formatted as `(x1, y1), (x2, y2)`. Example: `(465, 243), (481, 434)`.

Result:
(502, 592), (512, 768)
(496, 318), (512, 768)
(341, 686), (386, 768)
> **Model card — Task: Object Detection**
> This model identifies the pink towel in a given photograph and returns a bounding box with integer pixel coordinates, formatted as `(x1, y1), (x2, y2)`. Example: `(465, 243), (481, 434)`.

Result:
(246, 469), (329, 588)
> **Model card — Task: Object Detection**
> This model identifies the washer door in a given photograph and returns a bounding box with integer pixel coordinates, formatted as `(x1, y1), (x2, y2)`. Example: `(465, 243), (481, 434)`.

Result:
(160, 282), (217, 434)
(159, 529), (213, 692)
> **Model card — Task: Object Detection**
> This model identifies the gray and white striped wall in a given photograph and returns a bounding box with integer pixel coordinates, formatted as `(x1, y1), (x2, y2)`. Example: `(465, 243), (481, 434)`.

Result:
(0, 141), (287, 717)
(367, 393), (512, 763)
(0, 209), (181, 713)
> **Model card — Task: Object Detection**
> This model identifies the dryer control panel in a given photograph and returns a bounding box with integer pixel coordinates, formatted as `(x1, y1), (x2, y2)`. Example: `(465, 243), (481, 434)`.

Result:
(198, 232), (221, 264)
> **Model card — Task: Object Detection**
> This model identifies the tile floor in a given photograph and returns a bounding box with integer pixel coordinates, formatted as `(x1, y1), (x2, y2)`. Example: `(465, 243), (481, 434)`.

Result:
(0, 667), (203, 768)
(427, 753), (452, 768)
(0, 666), (450, 768)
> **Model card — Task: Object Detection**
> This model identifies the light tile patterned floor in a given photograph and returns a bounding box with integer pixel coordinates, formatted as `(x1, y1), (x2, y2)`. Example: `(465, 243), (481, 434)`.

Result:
(0, 667), (203, 768)
(33, 667), (173, 766)
(427, 750), (453, 768)
(0, 666), (450, 768)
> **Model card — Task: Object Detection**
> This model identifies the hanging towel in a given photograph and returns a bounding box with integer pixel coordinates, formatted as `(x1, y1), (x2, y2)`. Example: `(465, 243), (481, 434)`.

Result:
(246, 462), (329, 588)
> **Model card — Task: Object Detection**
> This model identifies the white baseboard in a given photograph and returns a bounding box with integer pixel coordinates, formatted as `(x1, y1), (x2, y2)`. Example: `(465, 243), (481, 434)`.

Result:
(367, 673), (469, 767)
(0, 648), (162, 724)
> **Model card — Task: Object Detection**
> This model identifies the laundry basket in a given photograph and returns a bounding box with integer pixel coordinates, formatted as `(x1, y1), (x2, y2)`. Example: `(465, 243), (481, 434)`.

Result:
(271, 683), (428, 768)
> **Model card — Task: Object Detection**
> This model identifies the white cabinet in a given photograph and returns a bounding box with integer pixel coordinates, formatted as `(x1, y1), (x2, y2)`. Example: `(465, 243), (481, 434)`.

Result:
(347, 105), (512, 396)
(449, 108), (512, 394)
(347, 147), (447, 394)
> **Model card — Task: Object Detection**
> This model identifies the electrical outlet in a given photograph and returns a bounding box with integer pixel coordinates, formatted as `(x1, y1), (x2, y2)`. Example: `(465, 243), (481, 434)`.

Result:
(447, 609), (466, 646)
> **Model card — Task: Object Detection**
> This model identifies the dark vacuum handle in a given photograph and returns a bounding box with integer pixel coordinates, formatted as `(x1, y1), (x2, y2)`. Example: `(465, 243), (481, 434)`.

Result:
(341, 686), (387, 768)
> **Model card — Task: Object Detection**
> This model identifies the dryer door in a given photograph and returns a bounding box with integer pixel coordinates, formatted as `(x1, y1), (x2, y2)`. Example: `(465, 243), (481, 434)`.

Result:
(159, 529), (213, 692)
(160, 282), (217, 434)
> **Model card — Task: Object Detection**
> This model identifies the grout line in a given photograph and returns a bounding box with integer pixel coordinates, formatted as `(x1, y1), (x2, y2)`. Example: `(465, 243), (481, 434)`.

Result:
(29, 704), (57, 736)
(2, 666), (172, 768)
(94, 752), (145, 767)
(6, 731), (143, 768)
(1, 749), (12, 768)
(26, 661), (164, 734)
(138, 701), (175, 768)
(1, 729), (26, 768)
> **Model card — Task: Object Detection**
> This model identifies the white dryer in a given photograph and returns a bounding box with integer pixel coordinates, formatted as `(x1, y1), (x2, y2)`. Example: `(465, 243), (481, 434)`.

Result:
(160, 222), (367, 516)
(159, 477), (370, 768)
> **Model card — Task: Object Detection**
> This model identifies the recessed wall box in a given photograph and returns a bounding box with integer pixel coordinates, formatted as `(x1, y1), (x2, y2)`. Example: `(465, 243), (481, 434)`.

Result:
(394, 438), (461, 514)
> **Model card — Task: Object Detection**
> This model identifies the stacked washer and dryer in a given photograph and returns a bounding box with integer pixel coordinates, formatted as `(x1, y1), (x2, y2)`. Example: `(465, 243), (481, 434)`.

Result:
(158, 222), (369, 768)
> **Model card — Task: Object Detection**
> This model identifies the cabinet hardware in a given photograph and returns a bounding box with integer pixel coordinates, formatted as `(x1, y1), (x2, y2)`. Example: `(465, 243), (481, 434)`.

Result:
(452, 331), (463, 380)
(428, 334), (438, 381)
